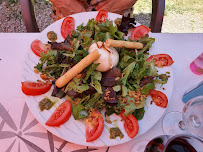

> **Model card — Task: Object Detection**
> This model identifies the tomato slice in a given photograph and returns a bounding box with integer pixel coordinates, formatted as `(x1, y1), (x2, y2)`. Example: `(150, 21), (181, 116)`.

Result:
(46, 100), (72, 126)
(31, 39), (50, 57)
(130, 25), (150, 40)
(95, 10), (108, 23)
(21, 81), (52, 96)
(149, 90), (168, 108)
(120, 111), (139, 138)
(146, 54), (174, 67)
(61, 17), (75, 39)
(85, 110), (104, 142)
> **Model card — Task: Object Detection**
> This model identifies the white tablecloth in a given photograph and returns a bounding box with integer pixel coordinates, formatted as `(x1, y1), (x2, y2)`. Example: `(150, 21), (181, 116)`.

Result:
(0, 33), (202, 152)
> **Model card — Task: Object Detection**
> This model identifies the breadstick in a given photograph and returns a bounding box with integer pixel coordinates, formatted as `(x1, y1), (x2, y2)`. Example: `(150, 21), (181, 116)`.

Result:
(55, 49), (100, 88)
(106, 39), (143, 49)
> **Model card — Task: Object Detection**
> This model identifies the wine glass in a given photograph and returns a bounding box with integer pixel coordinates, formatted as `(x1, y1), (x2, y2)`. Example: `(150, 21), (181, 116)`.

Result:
(164, 134), (203, 152)
(131, 140), (150, 152)
(162, 96), (203, 138)
(131, 135), (171, 152)
(142, 134), (203, 152)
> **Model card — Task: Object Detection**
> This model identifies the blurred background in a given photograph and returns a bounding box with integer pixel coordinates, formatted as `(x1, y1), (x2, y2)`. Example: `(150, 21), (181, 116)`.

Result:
(0, 0), (202, 33)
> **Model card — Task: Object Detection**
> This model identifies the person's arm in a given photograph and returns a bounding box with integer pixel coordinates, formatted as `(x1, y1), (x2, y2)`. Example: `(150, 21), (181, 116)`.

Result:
(95, 0), (137, 15)
(50, 0), (87, 21)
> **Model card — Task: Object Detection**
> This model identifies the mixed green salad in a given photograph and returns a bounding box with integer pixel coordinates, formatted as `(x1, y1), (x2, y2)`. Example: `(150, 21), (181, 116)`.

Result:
(22, 11), (173, 142)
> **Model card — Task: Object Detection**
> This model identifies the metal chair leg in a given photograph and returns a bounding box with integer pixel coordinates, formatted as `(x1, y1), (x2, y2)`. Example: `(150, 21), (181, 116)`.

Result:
(150, 0), (165, 33)
(20, 0), (39, 32)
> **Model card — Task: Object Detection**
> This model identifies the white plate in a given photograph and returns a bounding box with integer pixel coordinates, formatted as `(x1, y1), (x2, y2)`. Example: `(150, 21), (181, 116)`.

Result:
(22, 12), (173, 147)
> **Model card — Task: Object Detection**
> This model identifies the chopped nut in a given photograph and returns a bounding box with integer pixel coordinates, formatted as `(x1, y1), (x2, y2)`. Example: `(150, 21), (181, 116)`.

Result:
(118, 96), (127, 103)
(129, 100), (140, 106)
(105, 115), (112, 124)
(40, 73), (49, 80)
(140, 95), (146, 101)
(115, 77), (120, 81)
(121, 73), (125, 78)
(34, 69), (39, 74)
(104, 97), (108, 100)
(46, 80), (52, 84)
(50, 77), (55, 81)
(74, 99), (80, 105)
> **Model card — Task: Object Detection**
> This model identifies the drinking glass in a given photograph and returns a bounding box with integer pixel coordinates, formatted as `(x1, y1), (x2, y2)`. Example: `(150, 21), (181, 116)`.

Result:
(164, 134), (203, 152)
(190, 52), (203, 75)
(162, 96), (203, 138)
(131, 136), (170, 152)
(131, 140), (150, 152)
(142, 134), (203, 152)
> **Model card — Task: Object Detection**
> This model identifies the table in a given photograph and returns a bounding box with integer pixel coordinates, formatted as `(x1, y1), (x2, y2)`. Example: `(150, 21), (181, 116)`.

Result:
(0, 33), (202, 152)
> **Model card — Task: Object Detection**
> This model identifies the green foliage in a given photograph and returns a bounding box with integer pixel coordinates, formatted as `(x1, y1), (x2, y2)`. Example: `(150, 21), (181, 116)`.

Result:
(133, 0), (203, 15)
(7, 0), (18, 4)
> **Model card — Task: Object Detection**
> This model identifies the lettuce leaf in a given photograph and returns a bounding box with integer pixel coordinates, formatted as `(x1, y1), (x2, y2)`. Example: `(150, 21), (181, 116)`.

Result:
(73, 49), (88, 63)
(122, 85), (128, 97)
(121, 61), (136, 85)
(71, 102), (88, 120)
(113, 85), (121, 92)
(35, 50), (70, 79)
(136, 61), (150, 85)
(148, 60), (157, 76)
(86, 18), (96, 31)
(94, 20), (124, 41)
(76, 23), (85, 31)
(73, 84), (90, 93)
(137, 36), (155, 56)
(140, 83), (155, 94)
(83, 63), (100, 83)
(65, 77), (89, 93)
(69, 94), (103, 120)
(82, 93), (102, 109)
(83, 32), (92, 46)
(132, 107), (145, 120)
(119, 54), (136, 69)
(124, 96), (146, 115)
(66, 95), (89, 120)
(90, 71), (102, 94)
(91, 79), (102, 94)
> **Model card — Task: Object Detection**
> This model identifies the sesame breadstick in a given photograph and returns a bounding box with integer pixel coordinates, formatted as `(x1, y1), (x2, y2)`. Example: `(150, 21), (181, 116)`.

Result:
(106, 39), (143, 49)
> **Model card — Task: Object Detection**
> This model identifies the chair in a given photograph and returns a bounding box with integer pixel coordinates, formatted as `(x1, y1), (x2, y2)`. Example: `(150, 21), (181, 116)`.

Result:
(19, 0), (165, 33)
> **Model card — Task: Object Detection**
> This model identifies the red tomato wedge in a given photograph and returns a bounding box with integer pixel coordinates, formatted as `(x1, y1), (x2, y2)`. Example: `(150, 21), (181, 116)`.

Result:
(85, 110), (104, 142)
(61, 17), (75, 39)
(95, 10), (108, 23)
(149, 90), (168, 108)
(46, 100), (72, 126)
(130, 25), (150, 40)
(120, 111), (139, 138)
(21, 81), (52, 96)
(31, 39), (50, 57)
(146, 54), (174, 67)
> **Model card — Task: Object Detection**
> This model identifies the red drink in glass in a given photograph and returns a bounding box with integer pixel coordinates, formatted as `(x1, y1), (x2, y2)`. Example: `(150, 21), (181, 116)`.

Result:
(190, 53), (203, 75)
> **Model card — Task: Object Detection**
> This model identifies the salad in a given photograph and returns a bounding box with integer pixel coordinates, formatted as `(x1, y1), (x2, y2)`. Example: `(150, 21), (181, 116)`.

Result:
(22, 10), (174, 142)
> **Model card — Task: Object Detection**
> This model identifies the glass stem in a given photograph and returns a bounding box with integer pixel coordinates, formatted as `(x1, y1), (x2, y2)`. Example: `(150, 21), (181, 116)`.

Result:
(178, 121), (186, 130)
